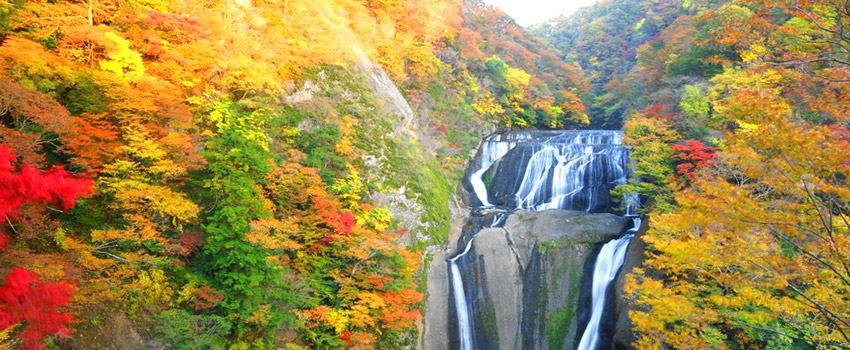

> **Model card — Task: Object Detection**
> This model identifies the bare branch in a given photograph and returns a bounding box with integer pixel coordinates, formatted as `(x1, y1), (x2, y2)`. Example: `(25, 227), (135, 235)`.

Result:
(787, 283), (850, 343)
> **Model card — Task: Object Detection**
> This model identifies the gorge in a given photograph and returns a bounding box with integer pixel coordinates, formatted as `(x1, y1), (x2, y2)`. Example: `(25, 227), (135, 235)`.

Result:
(1, 0), (845, 348)
(425, 130), (642, 350)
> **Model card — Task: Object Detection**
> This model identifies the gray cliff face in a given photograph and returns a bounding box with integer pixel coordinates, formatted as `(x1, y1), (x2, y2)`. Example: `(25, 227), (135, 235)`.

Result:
(422, 193), (473, 350)
(424, 209), (630, 350)
(424, 249), (451, 350)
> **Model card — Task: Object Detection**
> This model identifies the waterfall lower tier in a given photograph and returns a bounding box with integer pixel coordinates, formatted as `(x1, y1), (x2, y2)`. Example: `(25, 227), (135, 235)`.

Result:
(448, 212), (507, 350)
(575, 218), (639, 350)
(450, 258), (472, 350)
(443, 210), (630, 350)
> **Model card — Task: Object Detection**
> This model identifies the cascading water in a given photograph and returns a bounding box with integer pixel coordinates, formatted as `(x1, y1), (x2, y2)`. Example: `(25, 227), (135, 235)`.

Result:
(449, 213), (506, 350)
(576, 194), (641, 350)
(484, 131), (627, 212)
(575, 219), (639, 350)
(450, 130), (637, 350)
(467, 134), (525, 207)
(449, 245), (474, 350)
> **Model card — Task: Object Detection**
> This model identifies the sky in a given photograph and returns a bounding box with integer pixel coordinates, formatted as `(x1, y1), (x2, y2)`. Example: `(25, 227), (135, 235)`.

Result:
(482, 0), (599, 26)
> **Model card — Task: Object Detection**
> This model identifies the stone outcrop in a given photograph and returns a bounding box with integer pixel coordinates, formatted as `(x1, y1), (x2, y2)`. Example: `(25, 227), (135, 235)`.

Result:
(423, 249), (451, 350)
(423, 209), (630, 350)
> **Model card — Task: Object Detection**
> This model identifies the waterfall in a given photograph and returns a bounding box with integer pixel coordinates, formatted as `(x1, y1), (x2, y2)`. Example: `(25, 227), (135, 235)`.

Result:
(450, 239), (475, 350)
(468, 134), (522, 206)
(575, 224), (636, 350)
(450, 213), (507, 350)
(451, 130), (636, 350)
(576, 203), (641, 350)
(490, 131), (627, 211)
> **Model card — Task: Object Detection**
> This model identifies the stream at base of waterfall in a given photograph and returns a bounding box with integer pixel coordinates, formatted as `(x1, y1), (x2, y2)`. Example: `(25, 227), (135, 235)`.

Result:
(450, 130), (639, 350)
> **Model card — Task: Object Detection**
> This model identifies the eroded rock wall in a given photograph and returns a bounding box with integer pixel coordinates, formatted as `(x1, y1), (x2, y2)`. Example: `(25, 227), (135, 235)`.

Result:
(423, 209), (629, 350)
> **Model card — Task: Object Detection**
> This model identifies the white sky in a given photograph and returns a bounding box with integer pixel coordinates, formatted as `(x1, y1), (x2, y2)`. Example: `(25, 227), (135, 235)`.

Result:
(482, 0), (599, 26)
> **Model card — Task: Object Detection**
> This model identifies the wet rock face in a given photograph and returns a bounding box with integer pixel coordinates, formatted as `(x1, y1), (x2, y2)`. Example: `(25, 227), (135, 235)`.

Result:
(423, 209), (629, 350)
(466, 228), (523, 349)
(486, 144), (540, 207)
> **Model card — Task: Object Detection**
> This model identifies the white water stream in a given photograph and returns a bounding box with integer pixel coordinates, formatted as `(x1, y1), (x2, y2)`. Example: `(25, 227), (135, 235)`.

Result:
(450, 239), (476, 350)
(576, 216), (640, 350)
(468, 134), (524, 207)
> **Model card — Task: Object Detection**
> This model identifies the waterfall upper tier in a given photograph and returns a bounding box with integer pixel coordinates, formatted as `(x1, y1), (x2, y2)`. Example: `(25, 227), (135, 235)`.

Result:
(463, 130), (630, 213)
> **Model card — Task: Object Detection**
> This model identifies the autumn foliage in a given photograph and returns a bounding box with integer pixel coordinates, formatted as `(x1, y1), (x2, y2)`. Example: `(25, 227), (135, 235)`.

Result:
(257, 161), (423, 347)
(0, 269), (75, 350)
(670, 140), (718, 180)
(9, 0), (829, 348)
(613, 0), (850, 348)
(0, 146), (88, 349)
(0, 145), (92, 221)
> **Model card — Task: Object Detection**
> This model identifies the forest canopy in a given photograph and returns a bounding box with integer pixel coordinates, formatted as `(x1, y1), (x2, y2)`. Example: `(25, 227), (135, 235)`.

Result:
(546, 0), (850, 348)
(0, 0), (848, 348)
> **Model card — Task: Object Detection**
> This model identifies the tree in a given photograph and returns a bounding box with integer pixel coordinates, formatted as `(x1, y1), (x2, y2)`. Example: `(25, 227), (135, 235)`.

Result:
(92, 125), (199, 251)
(0, 79), (78, 165)
(0, 146), (89, 350)
(0, 268), (75, 350)
(670, 140), (718, 181)
(740, 0), (850, 70)
(194, 100), (287, 341)
(67, 113), (120, 172)
(98, 32), (145, 82)
(613, 106), (680, 213)
(0, 145), (92, 222)
(679, 85), (711, 122)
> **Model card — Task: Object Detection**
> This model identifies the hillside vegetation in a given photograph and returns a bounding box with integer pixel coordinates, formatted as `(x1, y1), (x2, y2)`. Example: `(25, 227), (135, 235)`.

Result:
(542, 0), (850, 348)
(0, 0), (588, 348)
